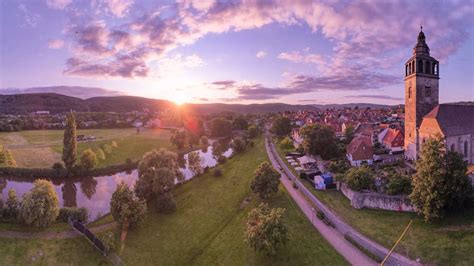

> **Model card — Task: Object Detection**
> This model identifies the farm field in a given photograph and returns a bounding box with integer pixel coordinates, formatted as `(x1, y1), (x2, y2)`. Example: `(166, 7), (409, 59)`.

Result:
(0, 128), (176, 168)
(274, 140), (474, 265)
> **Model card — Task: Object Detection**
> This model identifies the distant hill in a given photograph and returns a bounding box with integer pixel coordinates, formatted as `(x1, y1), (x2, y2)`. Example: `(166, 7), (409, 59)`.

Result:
(0, 86), (124, 99)
(0, 92), (396, 115)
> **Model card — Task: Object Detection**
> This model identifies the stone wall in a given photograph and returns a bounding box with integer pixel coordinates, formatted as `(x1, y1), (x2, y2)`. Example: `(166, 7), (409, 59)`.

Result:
(340, 183), (415, 212)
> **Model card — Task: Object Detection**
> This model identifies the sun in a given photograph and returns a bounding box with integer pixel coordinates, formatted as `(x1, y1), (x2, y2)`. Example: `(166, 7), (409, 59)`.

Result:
(172, 93), (189, 106)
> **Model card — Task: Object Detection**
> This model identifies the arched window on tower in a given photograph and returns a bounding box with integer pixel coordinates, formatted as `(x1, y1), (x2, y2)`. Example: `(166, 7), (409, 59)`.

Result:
(411, 61), (415, 73)
(418, 60), (423, 73)
(433, 63), (438, 75)
(451, 144), (456, 152)
(425, 61), (431, 75)
(464, 141), (469, 157)
(408, 87), (411, 99)
(406, 65), (408, 76)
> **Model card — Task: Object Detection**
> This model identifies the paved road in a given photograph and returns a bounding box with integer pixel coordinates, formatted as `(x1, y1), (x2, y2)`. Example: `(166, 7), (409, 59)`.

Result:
(264, 137), (376, 266)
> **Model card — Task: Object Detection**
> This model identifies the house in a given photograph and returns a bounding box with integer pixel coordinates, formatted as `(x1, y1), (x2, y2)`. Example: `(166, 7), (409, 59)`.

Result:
(346, 136), (374, 166)
(380, 128), (404, 152)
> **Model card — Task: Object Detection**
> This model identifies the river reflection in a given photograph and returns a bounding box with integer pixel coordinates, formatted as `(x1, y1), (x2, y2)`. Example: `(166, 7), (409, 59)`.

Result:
(0, 143), (232, 221)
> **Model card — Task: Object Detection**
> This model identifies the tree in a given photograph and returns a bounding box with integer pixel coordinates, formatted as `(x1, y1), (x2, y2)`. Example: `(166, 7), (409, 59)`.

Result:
(211, 118), (232, 137)
(96, 148), (106, 161)
(328, 160), (349, 174)
(300, 124), (342, 160)
(20, 180), (59, 228)
(251, 162), (280, 199)
(344, 125), (355, 144)
(80, 149), (98, 171)
(411, 137), (472, 222)
(232, 137), (247, 153)
(187, 151), (203, 175)
(111, 182), (147, 242)
(279, 137), (293, 151)
(386, 174), (412, 195)
(345, 166), (374, 192)
(0, 145), (16, 167)
(232, 116), (249, 130)
(245, 203), (288, 256)
(248, 125), (260, 139)
(6, 189), (19, 220)
(135, 149), (182, 213)
(200, 135), (209, 146)
(62, 112), (77, 171)
(170, 129), (188, 149)
(271, 116), (291, 136)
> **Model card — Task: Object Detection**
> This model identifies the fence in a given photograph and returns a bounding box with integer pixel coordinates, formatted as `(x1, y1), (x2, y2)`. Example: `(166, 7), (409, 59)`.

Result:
(265, 137), (417, 266)
(71, 221), (108, 256)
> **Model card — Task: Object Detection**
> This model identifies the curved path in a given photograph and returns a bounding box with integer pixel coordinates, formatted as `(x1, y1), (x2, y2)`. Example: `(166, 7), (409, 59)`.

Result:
(0, 222), (117, 240)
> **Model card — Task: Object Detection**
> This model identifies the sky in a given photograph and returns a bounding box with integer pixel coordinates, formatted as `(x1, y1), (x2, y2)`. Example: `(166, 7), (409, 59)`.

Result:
(0, 0), (473, 105)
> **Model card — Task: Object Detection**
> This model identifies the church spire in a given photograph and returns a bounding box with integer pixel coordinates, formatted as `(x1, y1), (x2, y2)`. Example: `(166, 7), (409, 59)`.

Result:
(413, 26), (429, 55)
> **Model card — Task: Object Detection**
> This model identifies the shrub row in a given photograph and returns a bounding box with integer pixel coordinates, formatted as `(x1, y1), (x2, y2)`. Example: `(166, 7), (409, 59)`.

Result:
(58, 207), (88, 223)
(0, 160), (138, 179)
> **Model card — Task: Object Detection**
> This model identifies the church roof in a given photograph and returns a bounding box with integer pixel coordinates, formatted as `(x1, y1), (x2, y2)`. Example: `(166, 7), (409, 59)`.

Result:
(424, 104), (474, 136)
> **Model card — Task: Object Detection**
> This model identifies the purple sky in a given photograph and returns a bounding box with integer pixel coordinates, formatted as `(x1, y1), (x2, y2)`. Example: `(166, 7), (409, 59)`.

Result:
(1, 0), (473, 105)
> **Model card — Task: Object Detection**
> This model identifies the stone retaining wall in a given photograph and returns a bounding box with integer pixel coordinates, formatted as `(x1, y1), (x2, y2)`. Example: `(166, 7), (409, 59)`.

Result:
(340, 183), (415, 212)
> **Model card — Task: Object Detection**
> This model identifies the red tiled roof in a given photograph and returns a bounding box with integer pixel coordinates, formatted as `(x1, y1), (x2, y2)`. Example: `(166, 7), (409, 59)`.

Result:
(347, 136), (373, 161)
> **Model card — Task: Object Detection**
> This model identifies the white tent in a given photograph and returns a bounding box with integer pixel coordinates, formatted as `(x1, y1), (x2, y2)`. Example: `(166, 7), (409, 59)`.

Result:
(297, 155), (316, 165)
(290, 162), (299, 166)
(287, 159), (295, 163)
(285, 156), (293, 159)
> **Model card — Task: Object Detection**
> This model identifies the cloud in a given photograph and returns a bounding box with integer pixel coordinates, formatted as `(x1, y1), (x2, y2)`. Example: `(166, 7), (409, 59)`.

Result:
(345, 95), (403, 101)
(47, 39), (65, 49)
(256, 50), (267, 58)
(61, 0), (473, 81)
(105, 0), (134, 17)
(18, 4), (40, 27)
(211, 70), (399, 101)
(46, 0), (72, 10)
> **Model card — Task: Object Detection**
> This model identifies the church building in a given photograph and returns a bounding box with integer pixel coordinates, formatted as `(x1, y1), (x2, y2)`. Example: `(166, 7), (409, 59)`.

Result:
(404, 28), (474, 163)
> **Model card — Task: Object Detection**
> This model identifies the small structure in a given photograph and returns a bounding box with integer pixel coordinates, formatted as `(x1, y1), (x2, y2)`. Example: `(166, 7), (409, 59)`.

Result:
(346, 136), (374, 166)
(297, 155), (316, 167)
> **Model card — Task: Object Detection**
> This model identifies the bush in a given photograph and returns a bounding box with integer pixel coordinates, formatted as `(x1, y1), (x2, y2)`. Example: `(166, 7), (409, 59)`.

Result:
(52, 162), (65, 172)
(156, 193), (177, 214)
(99, 231), (117, 252)
(232, 137), (247, 153)
(217, 155), (227, 164)
(80, 149), (98, 171)
(20, 180), (59, 228)
(345, 166), (374, 192)
(386, 174), (412, 195)
(58, 207), (88, 223)
(213, 168), (223, 177)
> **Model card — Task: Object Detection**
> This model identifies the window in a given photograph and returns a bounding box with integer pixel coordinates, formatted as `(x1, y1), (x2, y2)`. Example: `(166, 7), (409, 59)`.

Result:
(406, 65), (408, 76)
(425, 61), (431, 74)
(411, 61), (415, 73)
(434, 63), (438, 75)
(464, 141), (469, 157)
(408, 87), (411, 98)
(451, 144), (456, 152)
(418, 60), (423, 73)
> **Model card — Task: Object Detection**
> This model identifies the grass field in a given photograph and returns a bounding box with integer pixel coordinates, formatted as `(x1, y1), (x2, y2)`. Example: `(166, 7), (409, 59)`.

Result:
(117, 137), (346, 265)
(0, 128), (177, 168)
(0, 137), (346, 265)
(274, 140), (474, 265)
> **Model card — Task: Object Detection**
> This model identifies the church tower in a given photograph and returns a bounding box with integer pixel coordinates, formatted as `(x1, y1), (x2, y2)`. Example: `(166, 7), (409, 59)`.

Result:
(404, 28), (440, 160)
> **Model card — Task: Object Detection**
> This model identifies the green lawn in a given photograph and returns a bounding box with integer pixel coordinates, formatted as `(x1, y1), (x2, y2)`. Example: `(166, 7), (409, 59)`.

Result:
(0, 237), (110, 265)
(274, 139), (474, 265)
(0, 137), (346, 265)
(1, 128), (180, 168)
(118, 137), (347, 265)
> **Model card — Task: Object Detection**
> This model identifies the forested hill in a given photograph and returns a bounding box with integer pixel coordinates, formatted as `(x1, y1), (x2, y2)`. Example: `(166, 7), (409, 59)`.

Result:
(0, 93), (395, 115)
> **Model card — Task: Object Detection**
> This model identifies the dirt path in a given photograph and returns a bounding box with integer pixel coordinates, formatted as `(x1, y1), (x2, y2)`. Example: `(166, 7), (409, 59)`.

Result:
(0, 222), (117, 240)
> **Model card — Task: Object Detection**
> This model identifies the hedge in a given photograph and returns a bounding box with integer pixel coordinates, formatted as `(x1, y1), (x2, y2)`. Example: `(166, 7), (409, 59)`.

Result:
(58, 207), (88, 223)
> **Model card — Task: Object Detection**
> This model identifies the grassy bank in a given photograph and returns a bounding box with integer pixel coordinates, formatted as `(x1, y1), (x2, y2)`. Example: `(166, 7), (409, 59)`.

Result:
(118, 137), (346, 265)
(274, 139), (474, 265)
